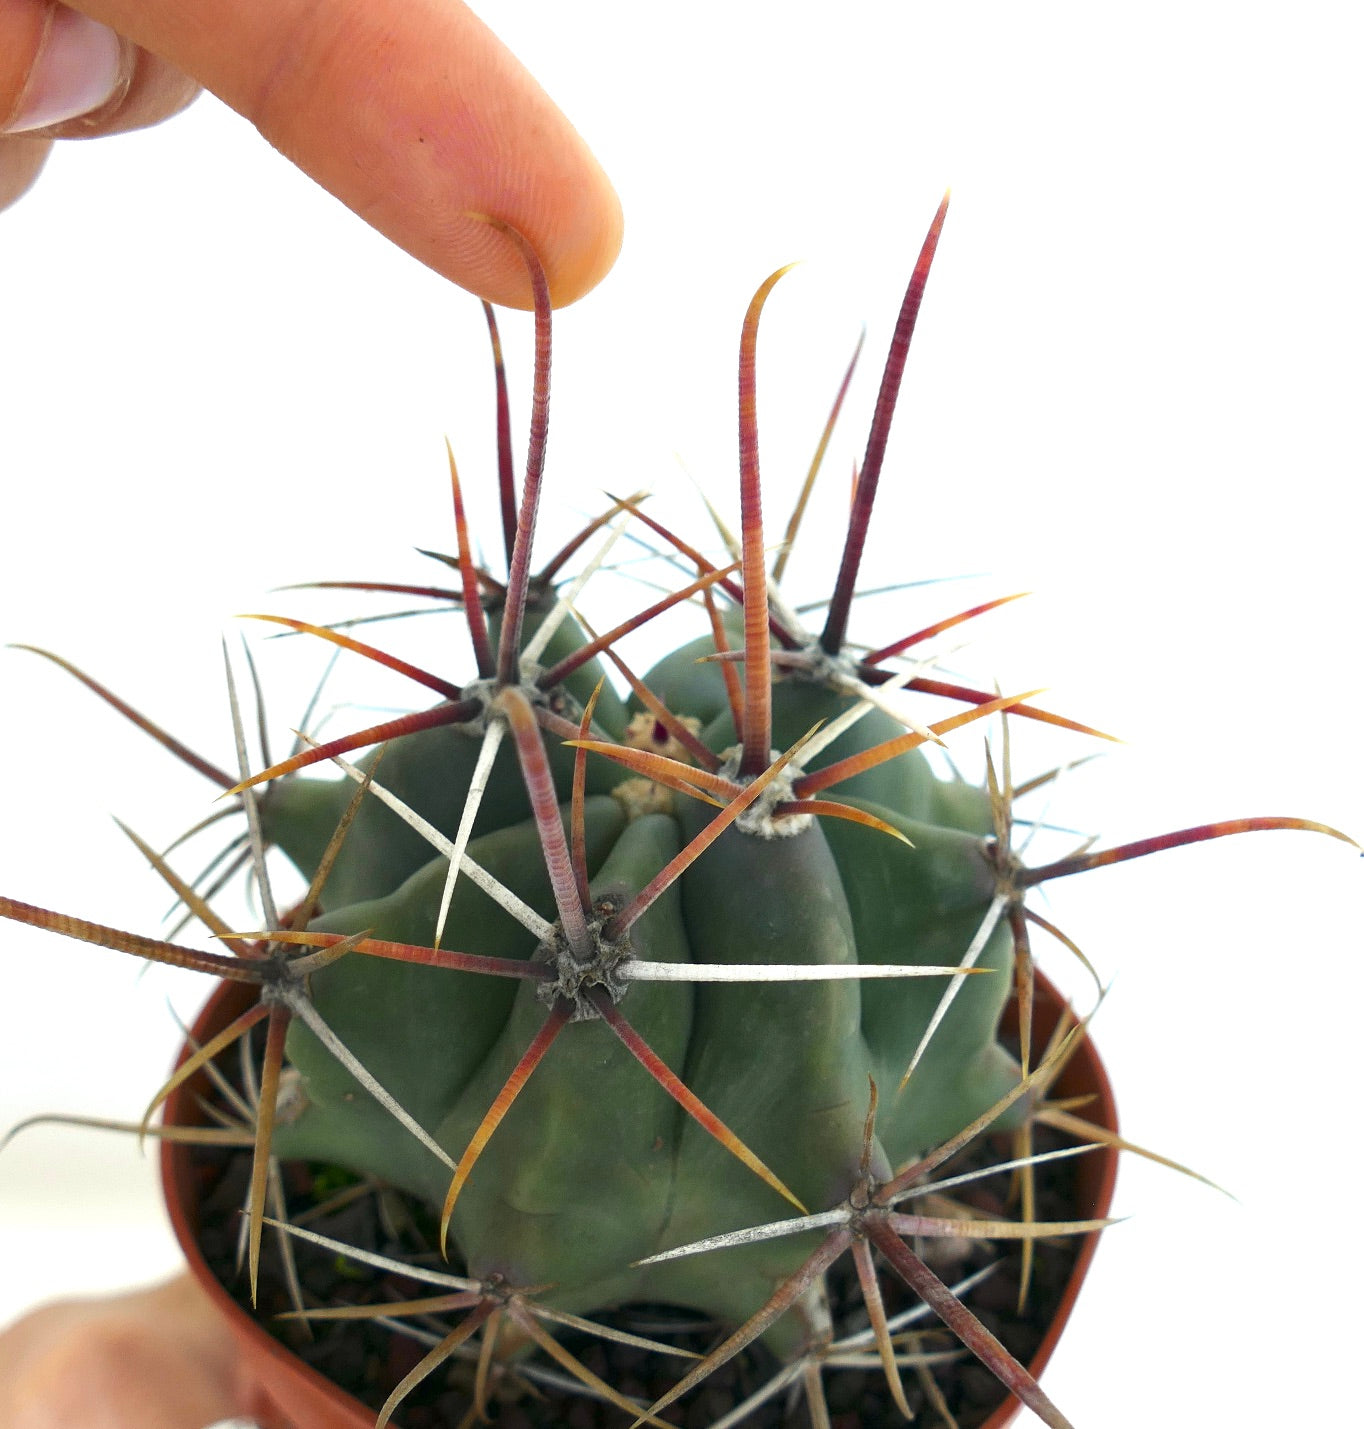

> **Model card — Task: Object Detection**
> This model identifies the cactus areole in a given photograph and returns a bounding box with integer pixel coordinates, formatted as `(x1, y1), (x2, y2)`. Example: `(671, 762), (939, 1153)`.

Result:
(2, 198), (1353, 1429)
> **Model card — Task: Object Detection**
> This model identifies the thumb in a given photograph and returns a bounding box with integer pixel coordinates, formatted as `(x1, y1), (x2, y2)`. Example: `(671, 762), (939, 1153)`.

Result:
(73, 0), (622, 307)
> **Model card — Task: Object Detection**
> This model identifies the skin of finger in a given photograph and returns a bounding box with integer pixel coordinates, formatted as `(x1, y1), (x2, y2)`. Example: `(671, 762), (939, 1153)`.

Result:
(0, 0), (52, 127)
(66, 0), (622, 307)
(0, 1274), (251, 1429)
(0, 2), (194, 212)
(39, 48), (199, 139)
(0, 132), (52, 205)
(0, 0), (195, 146)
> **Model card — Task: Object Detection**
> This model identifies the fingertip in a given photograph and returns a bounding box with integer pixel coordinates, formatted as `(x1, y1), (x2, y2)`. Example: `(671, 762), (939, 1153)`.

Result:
(533, 146), (625, 309)
(209, 0), (621, 311)
(441, 164), (623, 310)
(547, 166), (624, 309)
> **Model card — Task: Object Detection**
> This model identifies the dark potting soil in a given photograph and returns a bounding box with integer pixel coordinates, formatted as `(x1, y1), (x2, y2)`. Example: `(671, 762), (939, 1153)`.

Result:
(191, 1122), (1086, 1429)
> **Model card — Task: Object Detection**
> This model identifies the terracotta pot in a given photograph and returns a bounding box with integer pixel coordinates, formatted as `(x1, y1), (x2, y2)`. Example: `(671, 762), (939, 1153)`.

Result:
(161, 979), (373, 1429)
(981, 978), (1119, 1428)
(163, 972), (1118, 1429)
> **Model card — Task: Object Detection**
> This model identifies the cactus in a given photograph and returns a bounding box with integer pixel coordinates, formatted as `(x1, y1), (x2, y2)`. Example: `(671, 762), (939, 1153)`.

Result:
(2, 198), (1354, 1429)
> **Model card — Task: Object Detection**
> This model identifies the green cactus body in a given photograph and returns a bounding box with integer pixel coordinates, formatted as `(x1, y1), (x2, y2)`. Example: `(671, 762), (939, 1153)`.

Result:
(219, 211), (1049, 1380)
(274, 797), (627, 1201)
(439, 811), (691, 1305)
(266, 655), (1020, 1337)
(9, 196), (1347, 1429)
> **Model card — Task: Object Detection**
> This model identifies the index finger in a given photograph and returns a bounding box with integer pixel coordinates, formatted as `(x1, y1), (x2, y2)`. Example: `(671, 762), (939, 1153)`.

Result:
(72, 0), (622, 307)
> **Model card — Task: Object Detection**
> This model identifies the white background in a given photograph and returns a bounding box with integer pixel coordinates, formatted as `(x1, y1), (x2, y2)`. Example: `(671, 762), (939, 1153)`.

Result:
(1, 3), (1360, 1425)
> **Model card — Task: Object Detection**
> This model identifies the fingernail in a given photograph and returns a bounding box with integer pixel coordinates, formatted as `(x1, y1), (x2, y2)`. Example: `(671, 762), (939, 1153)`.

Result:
(3, 7), (125, 134)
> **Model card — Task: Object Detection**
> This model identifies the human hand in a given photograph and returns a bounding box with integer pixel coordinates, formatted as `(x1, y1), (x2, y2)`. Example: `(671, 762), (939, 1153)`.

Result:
(0, 1274), (261, 1429)
(0, 0), (622, 306)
